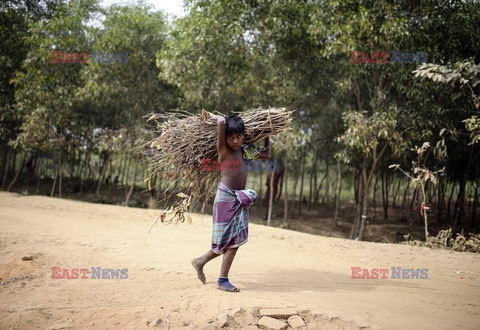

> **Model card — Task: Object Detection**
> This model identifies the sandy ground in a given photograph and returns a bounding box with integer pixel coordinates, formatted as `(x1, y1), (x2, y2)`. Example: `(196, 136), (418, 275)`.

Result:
(1, 192), (479, 330)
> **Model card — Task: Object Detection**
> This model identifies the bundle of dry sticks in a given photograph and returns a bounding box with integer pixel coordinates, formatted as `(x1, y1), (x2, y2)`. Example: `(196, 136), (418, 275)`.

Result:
(142, 107), (293, 224)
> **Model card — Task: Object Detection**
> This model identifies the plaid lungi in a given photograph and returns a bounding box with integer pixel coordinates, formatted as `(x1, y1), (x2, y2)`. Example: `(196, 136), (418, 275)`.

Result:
(211, 181), (258, 254)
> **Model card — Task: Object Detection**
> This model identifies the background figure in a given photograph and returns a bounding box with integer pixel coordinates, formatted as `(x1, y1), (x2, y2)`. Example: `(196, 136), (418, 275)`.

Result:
(113, 175), (119, 187)
(263, 164), (284, 220)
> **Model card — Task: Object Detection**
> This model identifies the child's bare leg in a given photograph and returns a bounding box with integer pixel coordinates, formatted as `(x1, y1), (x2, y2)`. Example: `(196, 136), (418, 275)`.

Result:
(192, 250), (219, 284)
(218, 247), (240, 292)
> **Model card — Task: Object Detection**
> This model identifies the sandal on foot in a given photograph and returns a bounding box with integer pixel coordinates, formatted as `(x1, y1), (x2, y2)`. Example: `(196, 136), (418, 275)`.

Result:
(217, 277), (240, 292)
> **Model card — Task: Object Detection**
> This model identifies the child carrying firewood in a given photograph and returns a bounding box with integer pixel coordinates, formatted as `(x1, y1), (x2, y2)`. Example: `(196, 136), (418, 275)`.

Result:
(191, 113), (271, 292)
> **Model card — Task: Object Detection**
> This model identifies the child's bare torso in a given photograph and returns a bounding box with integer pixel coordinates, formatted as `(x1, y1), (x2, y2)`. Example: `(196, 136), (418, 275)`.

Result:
(219, 149), (247, 190)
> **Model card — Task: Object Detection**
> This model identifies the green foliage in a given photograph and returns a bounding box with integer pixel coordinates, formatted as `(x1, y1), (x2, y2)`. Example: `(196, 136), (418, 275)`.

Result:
(1, 0), (480, 232)
(414, 60), (480, 145)
(273, 124), (308, 160)
(78, 3), (178, 129)
(0, 0), (66, 148)
(12, 0), (98, 151)
(463, 116), (480, 145)
(158, 1), (263, 111)
(390, 142), (444, 189)
(413, 61), (480, 106)
(336, 108), (402, 163)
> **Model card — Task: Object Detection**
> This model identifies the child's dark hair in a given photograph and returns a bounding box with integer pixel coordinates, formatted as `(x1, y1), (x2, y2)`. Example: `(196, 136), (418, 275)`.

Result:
(225, 114), (246, 136)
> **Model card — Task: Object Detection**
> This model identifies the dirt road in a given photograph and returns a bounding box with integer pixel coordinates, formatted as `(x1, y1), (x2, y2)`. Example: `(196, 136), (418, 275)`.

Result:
(1, 192), (479, 329)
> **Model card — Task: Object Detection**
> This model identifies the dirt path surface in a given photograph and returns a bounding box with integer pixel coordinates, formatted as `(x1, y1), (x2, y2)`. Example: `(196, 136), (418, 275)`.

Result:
(1, 192), (479, 329)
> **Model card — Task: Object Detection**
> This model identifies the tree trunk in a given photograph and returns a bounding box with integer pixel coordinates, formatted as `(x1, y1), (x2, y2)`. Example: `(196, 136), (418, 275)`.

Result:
(420, 183), (429, 241)
(125, 157), (139, 206)
(357, 143), (388, 241)
(267, 169), (275, 226)
(283, 157), (288, 226)
(322, 161), (330, 204)
(373, 174), (378, 220)
(472, 180), (478, 228)
(108, 158), (113, 195)
(447, 181), (456, 224)
(308, 155), (314, 210)
(311, 148), (319, 208)
(79, 151), (91, 195)
(118, 149), (126, 185)
(267, 156), (276, 226)
(350, 188), (363, 239)
(354, 169), (360, 206)
(334, 159), (342, 226)
(11, 150), (17, 177)
(298, 149), (306, 216)
(7, 152), (26, 192)
(35, 169), (41, 194)
(350, 167), (364, 239)
(401, 179), (410, 208)
(290, 164), (299, 215)
(2, 152), (11, 191)
(121, 154), (131, 186)
(437, 176), (446, 223)
(96, 153), (109, 197)
(69, 148), (75, 180)
(31, 155), (38, 182)
(392, 176), (401, 208)
(50, 151), (62, 197)
(315, 169), (327, 205)
(349, 168), (361, 239)
(78, 152), (85, 194)
(75, 150), (82, 178)
(358, 167), (369, 241)
(36, 157), (42, 179)
(453, 179), (466, 230)
(1, 147), (8, 190)
(124, 156), (132, 199)
(86, 151), (93, 183)
(277, 165), (284, 200)
(259, 165), (263, 201)
(58, 150), (63, 198)
(381, 169), (389, 220)
(409, 187), (418, 224)
(465, 182), (474, 229)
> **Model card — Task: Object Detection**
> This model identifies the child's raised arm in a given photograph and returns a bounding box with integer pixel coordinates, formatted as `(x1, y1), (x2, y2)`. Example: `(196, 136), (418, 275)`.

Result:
(211, 115), (227, 155)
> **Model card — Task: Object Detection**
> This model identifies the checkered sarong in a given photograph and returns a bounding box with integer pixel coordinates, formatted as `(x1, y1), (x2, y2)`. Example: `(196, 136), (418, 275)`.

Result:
(211, 181), (258, 254)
